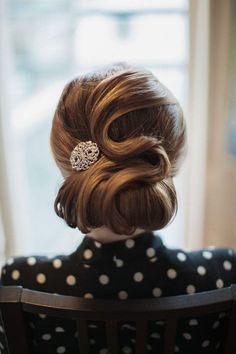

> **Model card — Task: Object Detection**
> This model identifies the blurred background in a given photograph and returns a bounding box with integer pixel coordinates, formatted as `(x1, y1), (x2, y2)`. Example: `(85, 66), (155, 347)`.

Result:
(0, 0), (235, 262)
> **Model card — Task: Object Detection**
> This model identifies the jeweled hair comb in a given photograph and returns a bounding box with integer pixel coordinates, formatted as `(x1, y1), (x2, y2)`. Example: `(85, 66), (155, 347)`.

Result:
(70, 140), (100, 171)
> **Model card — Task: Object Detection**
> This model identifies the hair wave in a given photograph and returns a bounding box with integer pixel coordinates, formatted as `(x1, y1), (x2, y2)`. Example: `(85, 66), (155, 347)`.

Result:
(50, 62), (186, 235)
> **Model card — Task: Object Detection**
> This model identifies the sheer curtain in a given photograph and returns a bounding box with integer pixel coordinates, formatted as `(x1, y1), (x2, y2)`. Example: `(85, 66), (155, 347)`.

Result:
(0, 0), (189, 261)
(186, 0), (236, 249)
(185, 0), (210, 249)
(203, 0), (236, 249)
(0, 0), (15, 262)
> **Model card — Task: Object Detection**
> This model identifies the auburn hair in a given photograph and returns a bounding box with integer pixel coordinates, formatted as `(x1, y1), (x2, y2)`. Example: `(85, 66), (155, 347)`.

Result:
(50, 62), (187, 235)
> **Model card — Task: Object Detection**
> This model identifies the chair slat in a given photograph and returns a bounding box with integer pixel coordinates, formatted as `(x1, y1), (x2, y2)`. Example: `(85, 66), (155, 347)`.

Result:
(77, 319), (89, 354)
(0, 303), (29, 354)
(224, 295), (236, 354)
(135, 320), (147, 354)
(106, 320), (118, 354)
(163, 317), (176, 354)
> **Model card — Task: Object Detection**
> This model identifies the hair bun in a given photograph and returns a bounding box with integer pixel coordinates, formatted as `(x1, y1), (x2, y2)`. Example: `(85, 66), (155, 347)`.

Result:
(51, 64), (186, 235)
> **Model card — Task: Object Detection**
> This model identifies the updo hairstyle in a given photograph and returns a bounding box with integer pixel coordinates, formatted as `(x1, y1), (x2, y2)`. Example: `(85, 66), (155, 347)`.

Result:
(50, 62), (186, 235)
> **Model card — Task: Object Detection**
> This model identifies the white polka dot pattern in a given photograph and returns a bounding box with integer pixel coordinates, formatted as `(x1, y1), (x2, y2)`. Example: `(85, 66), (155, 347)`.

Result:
(202, 251), (213, 259)
(197, 266), (206, 276)
(121, 323), (135, 330)
(83, 264), (91, 269)
(0, 343), (4, 350)
(113, 256), (124, 268)
(42, 333), (51, 341)
(83, 249), (93, 260)
(133, 272), (144, 282)
(177, 252), (187, 262)
(146, 248), (156, 258)
(202, 340), (210, 347)
(53, 259), (62, 269)
(116, 259), (124, 267)
(88, 324), (97, 329)
(38, 313), (47, 319)
(99, 274), (109, 285)
(55, 327), (64, 332)
(94, 241), (102, 248)
(11, 270), (20, 280)
(27, 257), (36, 266)
(189, 319), (198, 326)
(36, 273), (46, 284)
(125, 239), (135, 248)
(2, 232), (235, 354)
(167, 269), (177, 279)
(223, 260), (232, 270)
(152, 287), (162, 297)
(216, 279), (224, 288)
(118, 291), (128, 300)
(186, 284), (196, 294)
(219, 312), (226, 318)
(213, 320), (220, 329)
(66, 275), (76, 286)
(182, 333), (192, 340)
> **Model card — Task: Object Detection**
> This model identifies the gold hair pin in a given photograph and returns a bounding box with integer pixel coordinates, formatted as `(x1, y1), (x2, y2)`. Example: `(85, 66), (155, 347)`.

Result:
(70, 140), (100, 171)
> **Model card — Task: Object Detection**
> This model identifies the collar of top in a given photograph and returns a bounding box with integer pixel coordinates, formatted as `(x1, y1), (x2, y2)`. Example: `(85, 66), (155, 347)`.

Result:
(76, 230), (164, 265)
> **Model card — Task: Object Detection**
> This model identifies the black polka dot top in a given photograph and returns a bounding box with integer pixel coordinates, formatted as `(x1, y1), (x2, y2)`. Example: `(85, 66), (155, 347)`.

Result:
(1, 230), (236, 354)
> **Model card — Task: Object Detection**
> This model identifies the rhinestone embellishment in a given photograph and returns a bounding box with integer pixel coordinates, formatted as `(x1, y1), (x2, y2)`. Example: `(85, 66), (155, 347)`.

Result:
(70, 140), (100, 171)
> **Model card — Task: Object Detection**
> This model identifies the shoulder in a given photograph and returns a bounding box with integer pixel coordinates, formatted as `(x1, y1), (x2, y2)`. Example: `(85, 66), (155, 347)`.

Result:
(165, 245), (236, 290)
(187, 246), (236, 268)
(1, 253), (72, 291)
(164, 243), (236, 266)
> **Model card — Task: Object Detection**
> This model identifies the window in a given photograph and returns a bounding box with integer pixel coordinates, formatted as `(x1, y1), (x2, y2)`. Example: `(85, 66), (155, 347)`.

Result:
(1, 0), (189, 257)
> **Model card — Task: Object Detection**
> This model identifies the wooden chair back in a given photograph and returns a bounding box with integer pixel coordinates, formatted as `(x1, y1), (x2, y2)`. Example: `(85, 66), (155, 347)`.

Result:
(1, 285), (236, 354)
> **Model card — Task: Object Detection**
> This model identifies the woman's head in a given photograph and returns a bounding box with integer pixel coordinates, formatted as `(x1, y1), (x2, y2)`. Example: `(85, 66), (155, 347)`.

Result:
(50, 62), (186, 235)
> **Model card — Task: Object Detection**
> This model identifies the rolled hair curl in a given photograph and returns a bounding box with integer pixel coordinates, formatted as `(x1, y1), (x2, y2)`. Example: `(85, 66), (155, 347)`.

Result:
(51, 63), (186, 235)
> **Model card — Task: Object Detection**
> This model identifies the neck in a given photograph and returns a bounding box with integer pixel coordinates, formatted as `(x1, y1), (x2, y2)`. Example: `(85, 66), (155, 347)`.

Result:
(87, 226), (146, 244)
